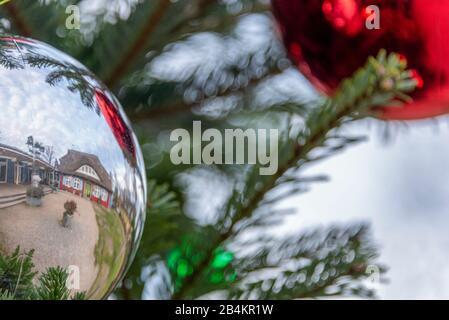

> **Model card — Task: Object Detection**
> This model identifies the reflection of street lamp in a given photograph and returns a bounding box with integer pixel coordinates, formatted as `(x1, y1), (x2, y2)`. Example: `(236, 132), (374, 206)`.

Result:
(26, 135), (44, 175)
(27, 136), (36, 173)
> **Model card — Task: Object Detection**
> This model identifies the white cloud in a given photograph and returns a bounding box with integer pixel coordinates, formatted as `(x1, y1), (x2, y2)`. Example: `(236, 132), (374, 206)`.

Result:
(0, 64), (127, 180)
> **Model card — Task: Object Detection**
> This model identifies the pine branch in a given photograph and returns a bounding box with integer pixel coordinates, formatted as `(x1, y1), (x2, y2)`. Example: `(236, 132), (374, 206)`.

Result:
(228, 223), (381, 299)
(104, 0), (172, 87)
(123, 17), (285, 121)
(149, 0), (216, 44)
(77, 0), (222, 83)
(229, 221), (385, 299)
(171, 50), (418, 299)
(0, 290), (14, 300)
(36, 267), (71, 300)
(128, 68), (284, 122)
(67, 0), (265, 93)
(0, 247), (36, 299)
(127, 0), (268, 73)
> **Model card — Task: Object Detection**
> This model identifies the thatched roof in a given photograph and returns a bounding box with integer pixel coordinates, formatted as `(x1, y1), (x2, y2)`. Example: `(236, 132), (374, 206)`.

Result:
(58, 149), (112, 191)
(0, 143), (52, 170)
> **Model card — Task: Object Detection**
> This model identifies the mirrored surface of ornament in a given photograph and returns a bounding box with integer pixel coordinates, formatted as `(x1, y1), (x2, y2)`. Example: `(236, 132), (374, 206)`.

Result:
(0, 37), (147, 299)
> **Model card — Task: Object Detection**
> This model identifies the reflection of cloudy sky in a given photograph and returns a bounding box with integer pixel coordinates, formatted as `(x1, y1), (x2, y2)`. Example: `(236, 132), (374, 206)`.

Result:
(0, 63), (127, 182)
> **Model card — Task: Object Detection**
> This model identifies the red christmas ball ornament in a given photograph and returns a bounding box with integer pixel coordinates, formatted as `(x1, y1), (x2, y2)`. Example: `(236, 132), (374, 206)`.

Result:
(271, 0), (449, 120)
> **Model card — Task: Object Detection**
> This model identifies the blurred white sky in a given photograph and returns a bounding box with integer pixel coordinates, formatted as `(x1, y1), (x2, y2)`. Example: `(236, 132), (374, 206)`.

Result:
(277, 118), (449, 299)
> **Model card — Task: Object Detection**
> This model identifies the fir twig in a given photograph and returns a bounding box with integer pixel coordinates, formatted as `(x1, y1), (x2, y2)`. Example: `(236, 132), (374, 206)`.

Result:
(172, 50), (418, 299)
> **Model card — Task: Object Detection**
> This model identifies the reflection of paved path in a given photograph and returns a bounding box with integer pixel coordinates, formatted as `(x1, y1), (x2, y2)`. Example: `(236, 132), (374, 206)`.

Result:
(0, 191), (99, 293)
(0, 185), (52, 209)
(0, 184), (28, 197)
(0, 184), (51, 197)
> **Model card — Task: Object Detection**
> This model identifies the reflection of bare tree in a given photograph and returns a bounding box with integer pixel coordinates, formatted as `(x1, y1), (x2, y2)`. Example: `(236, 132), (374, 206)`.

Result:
(27, 135), (44, 172)
(42, 145), (55, 166)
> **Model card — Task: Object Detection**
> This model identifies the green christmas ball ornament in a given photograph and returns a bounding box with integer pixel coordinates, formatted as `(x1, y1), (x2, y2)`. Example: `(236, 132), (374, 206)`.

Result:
(0, 36), (147, 299)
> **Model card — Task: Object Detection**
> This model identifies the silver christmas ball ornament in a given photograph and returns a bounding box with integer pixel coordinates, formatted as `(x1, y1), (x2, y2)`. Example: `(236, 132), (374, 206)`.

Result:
(0, 37), (146, 299)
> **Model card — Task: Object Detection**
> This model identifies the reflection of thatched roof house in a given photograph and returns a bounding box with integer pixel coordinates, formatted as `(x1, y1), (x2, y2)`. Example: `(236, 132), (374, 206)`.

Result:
(0, 143), (52, 185)
(57, 150), (113, 208)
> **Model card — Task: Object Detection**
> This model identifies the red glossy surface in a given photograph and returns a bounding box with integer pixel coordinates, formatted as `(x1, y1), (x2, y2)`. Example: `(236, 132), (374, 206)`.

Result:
(272, 0), (449, 120)
(95, 89), (136, 161)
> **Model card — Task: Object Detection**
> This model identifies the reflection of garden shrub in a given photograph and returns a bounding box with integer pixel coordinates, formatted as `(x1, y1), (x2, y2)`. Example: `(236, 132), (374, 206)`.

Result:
(64, 200), (77, 216)
(62, 200), (77, 228)
(26, 186), (44, 198)
(0, 246), (86, 300)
